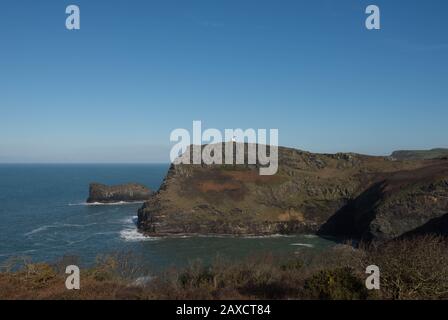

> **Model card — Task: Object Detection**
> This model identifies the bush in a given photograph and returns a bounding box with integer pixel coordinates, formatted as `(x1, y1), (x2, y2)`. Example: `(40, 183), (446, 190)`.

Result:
(280, 258), (303, 271)
(2, 235), (448, 300)
(361, 235), (448, 300)
(178, 261), (215, 289)
(303, 267), (368, 300)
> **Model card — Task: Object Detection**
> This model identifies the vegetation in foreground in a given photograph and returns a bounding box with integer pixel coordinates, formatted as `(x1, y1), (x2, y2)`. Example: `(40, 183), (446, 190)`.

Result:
(1, 236), (448, 300)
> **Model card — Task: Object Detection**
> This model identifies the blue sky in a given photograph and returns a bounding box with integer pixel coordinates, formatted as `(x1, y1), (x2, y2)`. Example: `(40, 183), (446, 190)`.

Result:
(0, 0), (447, 162)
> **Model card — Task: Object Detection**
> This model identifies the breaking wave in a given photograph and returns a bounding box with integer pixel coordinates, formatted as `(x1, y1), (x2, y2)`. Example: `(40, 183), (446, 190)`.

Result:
(24, 223), (98, 236)
(120, 228), (159, 242)
(69, 201), (144, 206)
(290, 243), (314, 248)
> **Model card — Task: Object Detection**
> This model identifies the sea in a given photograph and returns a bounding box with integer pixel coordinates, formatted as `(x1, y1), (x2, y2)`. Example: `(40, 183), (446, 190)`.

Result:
(0, 164), (336, 270)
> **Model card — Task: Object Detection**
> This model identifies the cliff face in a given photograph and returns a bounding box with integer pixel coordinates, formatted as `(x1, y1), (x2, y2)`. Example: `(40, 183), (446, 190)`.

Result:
(137, 144), (447, 239)
(87, 183), (152, 203)
(318, 162), (448, 240)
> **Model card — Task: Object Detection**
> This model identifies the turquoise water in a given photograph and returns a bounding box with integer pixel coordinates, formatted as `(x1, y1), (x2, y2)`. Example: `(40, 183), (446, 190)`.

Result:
(0, 164), (335, 270)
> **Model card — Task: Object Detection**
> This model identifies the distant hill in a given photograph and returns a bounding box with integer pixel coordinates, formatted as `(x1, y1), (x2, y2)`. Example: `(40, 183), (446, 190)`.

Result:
(391, 148), (448, 161)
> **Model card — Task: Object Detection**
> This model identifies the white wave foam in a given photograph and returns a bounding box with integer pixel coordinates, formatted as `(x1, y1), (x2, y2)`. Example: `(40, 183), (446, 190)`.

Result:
(24, 225), (53, 236)
(121, 216), (138, 225)
(69, 201), (144, 206)
(24, 223), (98, 236)
(303, 234), (318, 239)
(290, 243), (314, 248)
(120, 228), (159, 242)
(243, 234), (295, 239)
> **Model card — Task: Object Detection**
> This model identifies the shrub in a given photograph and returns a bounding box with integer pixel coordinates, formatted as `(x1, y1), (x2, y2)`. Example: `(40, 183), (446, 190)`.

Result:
(361, 235), (448, 300)
(280, 258), (303, 271)
(2, 235), (448, 300)
(303, 267), (368, 300)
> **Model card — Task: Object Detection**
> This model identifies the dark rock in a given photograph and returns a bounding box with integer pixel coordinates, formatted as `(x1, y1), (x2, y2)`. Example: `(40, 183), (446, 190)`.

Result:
(391, 148), (448, 161)
(400, 212), (448, 238)
(318, 162), (448, 241)
(87, 183), (152, 204)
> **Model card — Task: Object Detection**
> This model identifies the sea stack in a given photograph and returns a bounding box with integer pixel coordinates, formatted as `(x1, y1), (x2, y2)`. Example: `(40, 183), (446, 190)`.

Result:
(87, 183), (152, 204)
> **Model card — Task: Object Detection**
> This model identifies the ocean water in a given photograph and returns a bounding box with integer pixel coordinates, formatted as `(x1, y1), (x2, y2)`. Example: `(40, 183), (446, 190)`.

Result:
(0, 164), (335, 270)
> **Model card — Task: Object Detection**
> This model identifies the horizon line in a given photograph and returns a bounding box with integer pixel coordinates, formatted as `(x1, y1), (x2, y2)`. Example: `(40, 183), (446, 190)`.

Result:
(0, 162), (171, 165)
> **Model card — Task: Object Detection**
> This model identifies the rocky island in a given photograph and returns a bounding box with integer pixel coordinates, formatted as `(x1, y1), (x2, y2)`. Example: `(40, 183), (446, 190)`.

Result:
(87, 183), (152, 204)
(137, 144), (448, 241)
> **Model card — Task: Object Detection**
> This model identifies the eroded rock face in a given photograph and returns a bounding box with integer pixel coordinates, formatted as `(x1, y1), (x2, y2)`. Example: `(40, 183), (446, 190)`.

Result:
(318, 162), (448, 241)
(87, 183), (152, 203)
(137, 143), (447, 239)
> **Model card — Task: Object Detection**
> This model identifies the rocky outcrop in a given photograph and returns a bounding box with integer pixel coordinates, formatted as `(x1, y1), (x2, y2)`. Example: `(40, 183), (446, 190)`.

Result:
(87, 183), (152, 203)
(318, 162), (448, 240)
(391, 148), (448, 161)
(138, 143), (448, 239)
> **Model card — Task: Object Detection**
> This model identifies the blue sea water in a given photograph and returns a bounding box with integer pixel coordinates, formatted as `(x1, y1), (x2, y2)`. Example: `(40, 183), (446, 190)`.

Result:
(0, 164), (335, 270)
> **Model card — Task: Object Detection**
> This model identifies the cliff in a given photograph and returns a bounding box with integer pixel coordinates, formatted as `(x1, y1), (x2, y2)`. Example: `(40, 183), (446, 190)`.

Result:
(318, 162), (448, 240)
(137, 143), (448, 240)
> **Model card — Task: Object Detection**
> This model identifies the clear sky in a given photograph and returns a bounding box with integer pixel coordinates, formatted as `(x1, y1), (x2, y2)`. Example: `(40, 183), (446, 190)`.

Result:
(0, 0), (447, 163)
